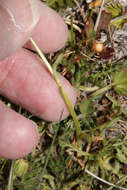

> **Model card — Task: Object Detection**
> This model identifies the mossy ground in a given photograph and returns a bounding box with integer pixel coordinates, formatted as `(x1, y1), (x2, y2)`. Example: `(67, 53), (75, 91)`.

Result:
(1, 0), (127, 190)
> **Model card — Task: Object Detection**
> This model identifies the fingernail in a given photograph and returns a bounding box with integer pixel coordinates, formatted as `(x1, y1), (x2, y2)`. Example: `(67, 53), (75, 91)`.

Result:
(0, 0), (39, 31)
(29, 0), (40, 30)
(0, 0), (40, 60)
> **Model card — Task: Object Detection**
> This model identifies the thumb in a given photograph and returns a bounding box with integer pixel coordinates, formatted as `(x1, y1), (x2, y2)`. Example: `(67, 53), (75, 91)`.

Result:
(0, 0), (40, 61)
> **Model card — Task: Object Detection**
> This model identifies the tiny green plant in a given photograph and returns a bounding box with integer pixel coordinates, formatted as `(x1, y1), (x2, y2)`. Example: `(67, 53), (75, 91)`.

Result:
(90, 63), (127, 98)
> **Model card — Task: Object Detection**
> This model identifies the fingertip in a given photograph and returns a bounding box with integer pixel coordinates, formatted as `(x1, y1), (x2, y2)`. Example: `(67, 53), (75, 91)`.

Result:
(25, 2), (68, 53)
(0, 101), (39, 159)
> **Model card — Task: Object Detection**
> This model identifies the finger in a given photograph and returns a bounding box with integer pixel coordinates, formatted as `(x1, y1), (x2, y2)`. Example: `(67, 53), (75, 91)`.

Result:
(25, 2), (68, 53)
(0, 100), (38, 159)
(0, 0), (40, 61)
(0, 48), (76, 122)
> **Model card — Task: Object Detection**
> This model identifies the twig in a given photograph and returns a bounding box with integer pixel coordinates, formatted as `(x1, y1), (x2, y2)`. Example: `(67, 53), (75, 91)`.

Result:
(108, 176), (127, 190)
(85, 169), (127, 190)
(65, 18), (82, 33)
(81, 52), (96, 62)
(73, 0), (86, 22)
(94, 0), (105, 32)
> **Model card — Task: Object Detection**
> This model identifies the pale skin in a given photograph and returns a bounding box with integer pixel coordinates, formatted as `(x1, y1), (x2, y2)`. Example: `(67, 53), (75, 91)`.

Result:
(0, 0), (76, 159)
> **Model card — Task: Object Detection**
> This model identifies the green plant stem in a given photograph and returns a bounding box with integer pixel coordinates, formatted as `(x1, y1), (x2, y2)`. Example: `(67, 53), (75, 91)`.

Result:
(7, 160), (15, 190)
(90, 83), (116, 98)
(79, 85), (99, 92)
(29, 38), (81, 139)
(36, 125), (59, 190)
(53, 55), (81, 138)
(70, 17), (75, 48)
(0, 160), (7, 173)
(29, 38), (53, 75)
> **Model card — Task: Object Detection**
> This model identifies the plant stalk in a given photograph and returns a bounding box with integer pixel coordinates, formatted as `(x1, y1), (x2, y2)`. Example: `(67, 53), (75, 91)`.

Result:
(94, 0), (105, 32)
(7, 160), (15, 190)
(90, 83), (116, 98)
(29, 38), (81, 139)
(29, 38), (53, 75)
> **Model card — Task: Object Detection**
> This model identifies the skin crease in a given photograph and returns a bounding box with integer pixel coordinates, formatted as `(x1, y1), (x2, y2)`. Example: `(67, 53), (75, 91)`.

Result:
(0, 1), (76, 159)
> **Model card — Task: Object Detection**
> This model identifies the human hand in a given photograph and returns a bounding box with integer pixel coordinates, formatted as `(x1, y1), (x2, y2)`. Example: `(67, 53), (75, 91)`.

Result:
(0, 0), (76, 159)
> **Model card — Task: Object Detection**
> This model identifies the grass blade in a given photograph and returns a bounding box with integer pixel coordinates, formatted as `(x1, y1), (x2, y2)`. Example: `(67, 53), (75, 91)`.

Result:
(7, 160), (15, 190)
(36, 124), (59, 190)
